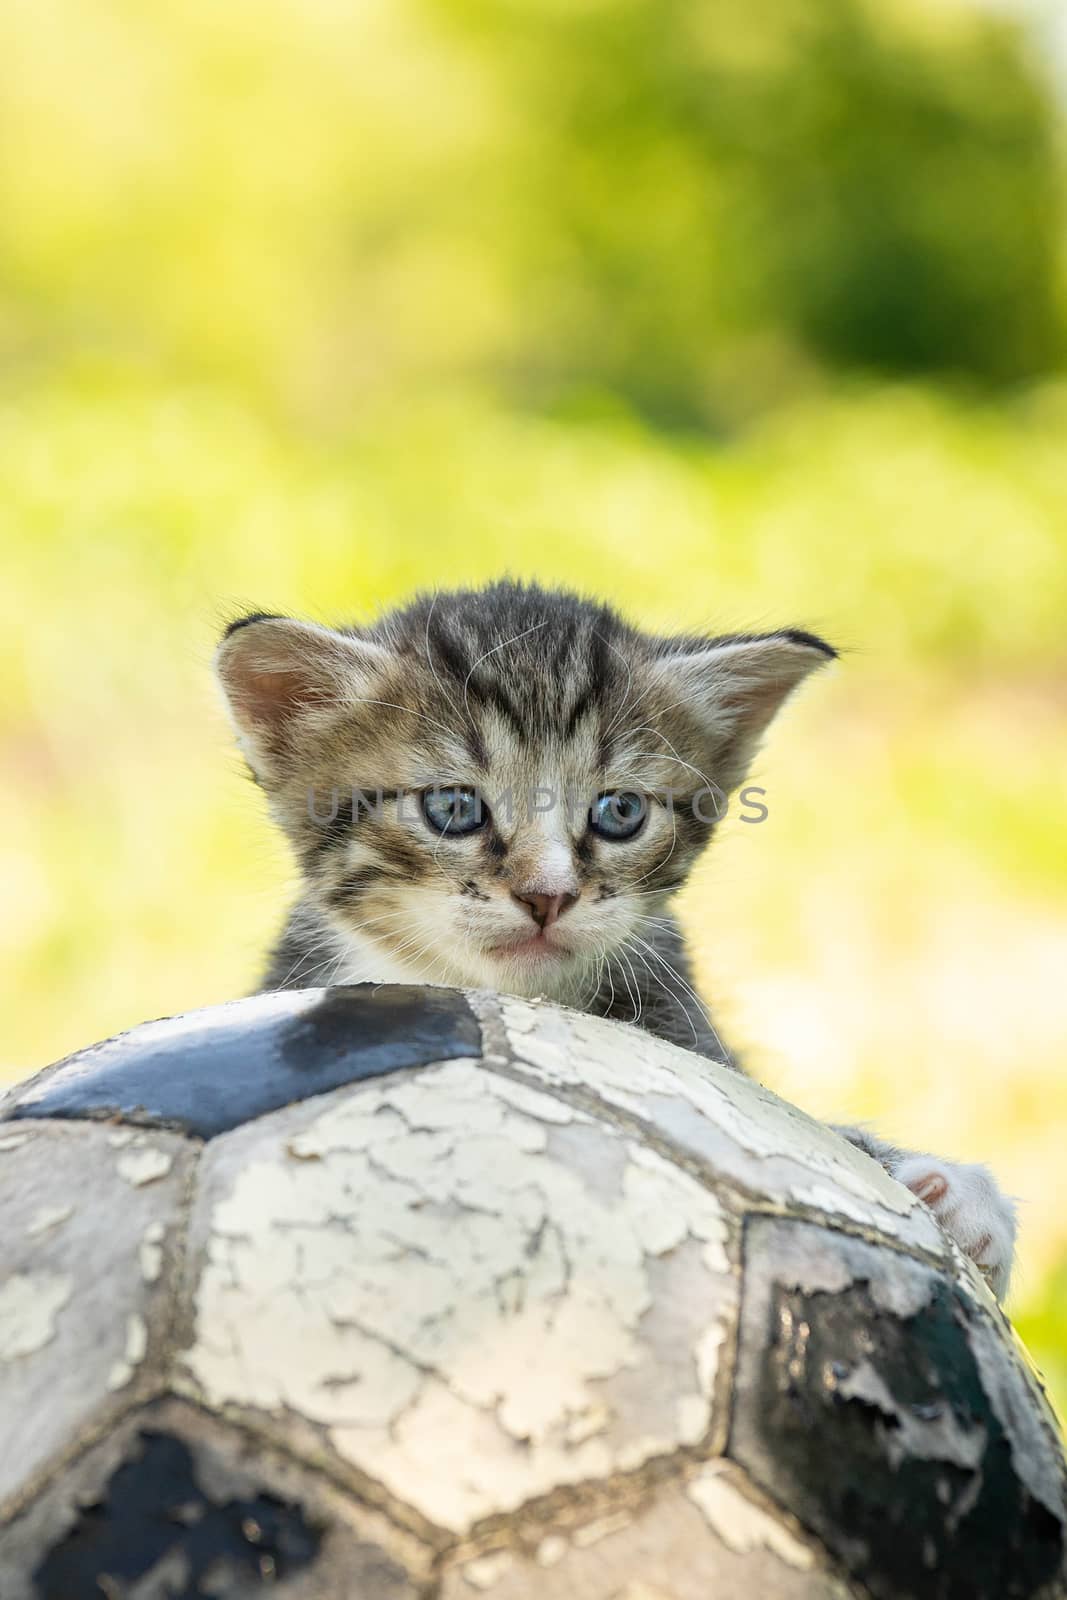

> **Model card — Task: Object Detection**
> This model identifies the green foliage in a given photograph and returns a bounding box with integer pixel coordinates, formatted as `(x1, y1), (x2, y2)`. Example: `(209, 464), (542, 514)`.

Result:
(0, 0), (1063, 429)
(437, 0), (1065, 423)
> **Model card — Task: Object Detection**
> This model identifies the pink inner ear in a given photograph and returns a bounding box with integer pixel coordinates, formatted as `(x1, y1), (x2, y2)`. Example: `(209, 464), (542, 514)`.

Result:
(236, 662), (331, 729)
(215, 618), (389, 774)
(660, 637), (832, 745)
(716, 673), (797, 725)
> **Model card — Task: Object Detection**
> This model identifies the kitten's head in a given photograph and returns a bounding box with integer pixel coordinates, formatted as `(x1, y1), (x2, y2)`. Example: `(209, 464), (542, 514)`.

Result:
(214, 583), (834, 997)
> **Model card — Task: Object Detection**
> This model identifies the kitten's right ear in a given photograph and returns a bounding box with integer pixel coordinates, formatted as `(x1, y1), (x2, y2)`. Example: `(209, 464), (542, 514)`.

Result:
(647, 627), (836, 794)
(214, 615), (389, 779)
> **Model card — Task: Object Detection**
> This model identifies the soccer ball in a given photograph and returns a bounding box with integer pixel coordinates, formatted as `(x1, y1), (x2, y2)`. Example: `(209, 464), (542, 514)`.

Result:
(1, 986), (1064, 1600)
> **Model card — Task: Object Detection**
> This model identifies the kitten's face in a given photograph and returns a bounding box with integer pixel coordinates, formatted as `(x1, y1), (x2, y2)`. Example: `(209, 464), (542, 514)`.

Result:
(215, 586), (832, 998)
(298, 698), (705, 998)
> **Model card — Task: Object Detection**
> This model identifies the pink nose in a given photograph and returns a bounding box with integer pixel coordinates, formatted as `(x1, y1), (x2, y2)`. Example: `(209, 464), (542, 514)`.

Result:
(511, 890), (580, 929)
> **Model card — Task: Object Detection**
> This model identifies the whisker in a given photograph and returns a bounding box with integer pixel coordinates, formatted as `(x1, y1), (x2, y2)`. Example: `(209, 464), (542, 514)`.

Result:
(623, 745), (726, 811)
(347, 696), (460, 743)
(630, 792), (680, 890)
(595, 630), (636, 742)
(462, 622), (547, 726)
(274, 932), (343, 989)
(628, 930), (728, 1061)
(619, 948), (643, 1026)
(603, 954), (617, 1016)
(631, 940), (701, 1049)
(423, 589), (475, 736)
(623, 937), (699, 1048)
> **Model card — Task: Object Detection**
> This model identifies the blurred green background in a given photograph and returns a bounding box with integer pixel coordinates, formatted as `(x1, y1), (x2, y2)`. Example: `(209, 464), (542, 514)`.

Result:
(2, 0), (1066, 1407)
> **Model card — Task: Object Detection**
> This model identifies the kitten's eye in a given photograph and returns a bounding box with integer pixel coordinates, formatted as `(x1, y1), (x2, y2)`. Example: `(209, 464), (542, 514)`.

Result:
(590, 790), (647, 841)
(420, 786), (487, 837)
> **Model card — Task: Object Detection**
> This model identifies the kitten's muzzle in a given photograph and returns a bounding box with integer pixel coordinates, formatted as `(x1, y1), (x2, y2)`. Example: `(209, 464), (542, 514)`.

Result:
(510, 889), (580, 929)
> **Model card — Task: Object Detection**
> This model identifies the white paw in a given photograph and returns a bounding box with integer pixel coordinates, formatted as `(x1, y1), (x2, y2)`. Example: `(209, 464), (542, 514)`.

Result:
(892, 1155), (1017, 1302)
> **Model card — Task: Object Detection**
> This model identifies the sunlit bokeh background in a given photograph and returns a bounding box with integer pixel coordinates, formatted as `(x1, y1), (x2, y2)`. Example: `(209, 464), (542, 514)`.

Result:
(3, 0), (1066, 1406)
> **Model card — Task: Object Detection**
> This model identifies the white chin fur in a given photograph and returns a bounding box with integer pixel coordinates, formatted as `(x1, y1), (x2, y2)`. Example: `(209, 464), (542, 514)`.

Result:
(327, 921), (591, 1001)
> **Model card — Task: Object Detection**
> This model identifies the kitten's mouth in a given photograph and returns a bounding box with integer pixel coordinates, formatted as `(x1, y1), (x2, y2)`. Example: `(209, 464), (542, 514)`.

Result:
(486, 931), (571, 963)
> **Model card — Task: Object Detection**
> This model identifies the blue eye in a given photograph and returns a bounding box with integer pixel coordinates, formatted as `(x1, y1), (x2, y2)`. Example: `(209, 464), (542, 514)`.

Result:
(420, 786), (487, 836)
(590, 791), (647, 841)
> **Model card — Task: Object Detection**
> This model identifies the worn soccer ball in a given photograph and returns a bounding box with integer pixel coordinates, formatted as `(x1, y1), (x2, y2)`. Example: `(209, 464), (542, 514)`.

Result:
(1, 986), (1064, 1600)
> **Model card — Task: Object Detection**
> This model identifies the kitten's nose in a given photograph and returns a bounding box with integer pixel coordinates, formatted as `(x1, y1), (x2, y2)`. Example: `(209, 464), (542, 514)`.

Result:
(511, 889), (580, 929)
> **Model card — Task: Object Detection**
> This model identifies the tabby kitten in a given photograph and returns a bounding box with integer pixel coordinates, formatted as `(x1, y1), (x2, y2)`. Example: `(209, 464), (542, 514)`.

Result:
(215, 580), (1016, 1296)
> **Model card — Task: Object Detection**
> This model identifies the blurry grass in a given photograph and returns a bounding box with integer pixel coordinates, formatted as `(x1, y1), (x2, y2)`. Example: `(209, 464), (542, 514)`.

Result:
(2, 366), (1066, 1413)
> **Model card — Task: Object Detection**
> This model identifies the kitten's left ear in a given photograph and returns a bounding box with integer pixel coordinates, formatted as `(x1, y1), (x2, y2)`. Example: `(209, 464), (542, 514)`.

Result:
(214, 613), (391, 781)
(650, 629), (837, 791)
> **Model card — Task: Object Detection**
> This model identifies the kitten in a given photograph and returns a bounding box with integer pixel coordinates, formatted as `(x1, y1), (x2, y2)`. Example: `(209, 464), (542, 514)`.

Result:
(215, 580), (1017, 1297)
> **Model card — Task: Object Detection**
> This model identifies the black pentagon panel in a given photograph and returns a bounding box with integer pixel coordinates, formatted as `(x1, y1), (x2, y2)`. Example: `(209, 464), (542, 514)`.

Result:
(6, 1403), (424, 1600)
(2, 985), (482, 1140)
(729, 1216), (1067, 1600)
(34, 1431), (321, 1598)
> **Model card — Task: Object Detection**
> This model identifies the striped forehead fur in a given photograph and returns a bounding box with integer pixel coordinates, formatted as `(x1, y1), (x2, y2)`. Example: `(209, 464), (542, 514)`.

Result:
(358, 584), (632, 755)
(304, 582), (835, 768)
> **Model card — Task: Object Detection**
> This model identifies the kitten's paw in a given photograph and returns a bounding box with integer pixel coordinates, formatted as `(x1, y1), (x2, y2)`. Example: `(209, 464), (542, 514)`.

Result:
(892, 1155), (1017, 1301)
